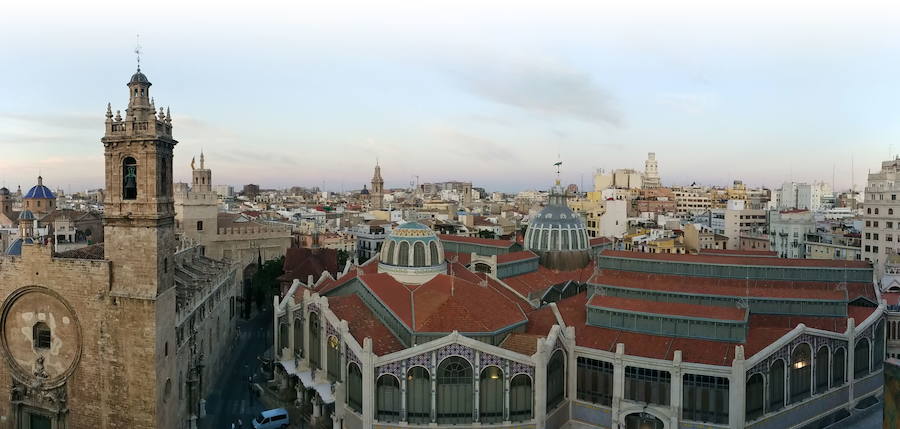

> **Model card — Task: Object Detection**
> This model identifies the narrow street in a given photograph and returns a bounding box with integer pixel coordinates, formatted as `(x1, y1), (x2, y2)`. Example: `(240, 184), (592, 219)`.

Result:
(201, 305), (273, 429)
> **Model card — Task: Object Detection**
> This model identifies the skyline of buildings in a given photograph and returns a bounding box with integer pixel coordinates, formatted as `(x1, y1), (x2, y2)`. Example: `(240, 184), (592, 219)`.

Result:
(3, 4), (899, 428)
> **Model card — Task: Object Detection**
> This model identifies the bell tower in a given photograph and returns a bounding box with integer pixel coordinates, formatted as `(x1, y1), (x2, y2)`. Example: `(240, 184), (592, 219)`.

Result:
(101, 65), (177, 298)
(371, 161), (384, 210)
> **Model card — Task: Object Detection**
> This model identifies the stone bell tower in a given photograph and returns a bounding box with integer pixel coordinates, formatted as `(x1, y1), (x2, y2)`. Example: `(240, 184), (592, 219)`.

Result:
(98, 63), (179, 429)
(371, 161), (384, 210)
(101, 64), (177, 298)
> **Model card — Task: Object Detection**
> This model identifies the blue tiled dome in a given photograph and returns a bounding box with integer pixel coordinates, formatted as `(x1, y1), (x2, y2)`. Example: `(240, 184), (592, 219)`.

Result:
(5, 237), (33, 256)
(24, 178), (54, 199)
(0, 187), (9, 196)
(18, 210), (35, 221)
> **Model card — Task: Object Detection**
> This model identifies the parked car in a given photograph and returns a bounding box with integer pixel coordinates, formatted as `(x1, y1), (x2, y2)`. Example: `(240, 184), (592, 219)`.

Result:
(252, 408), (289, 429)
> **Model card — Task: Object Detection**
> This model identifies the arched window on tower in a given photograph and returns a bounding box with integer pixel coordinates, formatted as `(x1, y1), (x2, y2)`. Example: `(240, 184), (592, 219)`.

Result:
(123, 157), (138, 200)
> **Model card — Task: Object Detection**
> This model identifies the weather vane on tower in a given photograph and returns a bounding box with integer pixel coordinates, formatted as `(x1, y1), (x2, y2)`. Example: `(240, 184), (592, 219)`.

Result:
(135, 34), (142, 72)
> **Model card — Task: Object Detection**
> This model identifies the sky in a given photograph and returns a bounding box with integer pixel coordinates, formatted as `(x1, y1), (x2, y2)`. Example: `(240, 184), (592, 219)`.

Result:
(2, 1), (900, 193)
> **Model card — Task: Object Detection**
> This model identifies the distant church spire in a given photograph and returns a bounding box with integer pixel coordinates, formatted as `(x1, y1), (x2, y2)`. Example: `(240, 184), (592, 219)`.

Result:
(371, 160), (384, 210)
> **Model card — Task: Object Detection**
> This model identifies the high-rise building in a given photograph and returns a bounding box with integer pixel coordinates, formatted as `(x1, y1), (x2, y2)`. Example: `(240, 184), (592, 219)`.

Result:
(862, 157), (900, 274)
(242, 183), (260, 199)
(370, 161), (384, 210)
(643, 152), (661, 188)
(778, 182), (831, 211)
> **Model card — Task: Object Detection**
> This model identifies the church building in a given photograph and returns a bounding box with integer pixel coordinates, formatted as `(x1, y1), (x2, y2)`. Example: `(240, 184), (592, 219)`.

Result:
(0, 65), (239, 429)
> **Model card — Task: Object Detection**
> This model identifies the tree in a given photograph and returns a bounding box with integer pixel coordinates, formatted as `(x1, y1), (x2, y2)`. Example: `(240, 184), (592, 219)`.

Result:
(337, 249), (349, 268)
(251, 256), (284, 310)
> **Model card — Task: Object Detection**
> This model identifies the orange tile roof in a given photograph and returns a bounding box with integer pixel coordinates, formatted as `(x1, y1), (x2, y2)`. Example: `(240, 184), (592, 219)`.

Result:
(699, 249), (778, 257)
(502, 263), (595, 298)
(438, 234), (517, 248)
(444, 251), (472, 265)
(884, 292), (900, 306)
(600, 250), (872, 268)
(499, 333), (541, 355)
(358, 273), (416, 327)
(412, 274), (527, 332)
(479, 274), (534, 311)
(527, 291), (867, 366)
(588, 295), (747, 321)
(590, 237), (612, 246)
(588, 270), (850, 300)
(497, 250), (538, 264)
(327, 294), (405, 355)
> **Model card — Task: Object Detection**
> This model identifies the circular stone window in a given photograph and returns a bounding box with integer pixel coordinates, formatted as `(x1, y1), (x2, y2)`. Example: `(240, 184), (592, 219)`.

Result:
(0, 286), (82, 387)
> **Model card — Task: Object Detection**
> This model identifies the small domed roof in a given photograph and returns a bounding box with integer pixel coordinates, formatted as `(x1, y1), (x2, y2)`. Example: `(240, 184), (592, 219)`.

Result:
(360, 185), (370, 195)
(378, 222), (447, 284)
(5, 237), (34, 256)
(524, 184), (591, 270)
(18, 210), (35, 221)
(24, 176), (54, 199)
(0, 187), (9, 196)
(24, 185), (54, 200)
(130, 70), (150, 85)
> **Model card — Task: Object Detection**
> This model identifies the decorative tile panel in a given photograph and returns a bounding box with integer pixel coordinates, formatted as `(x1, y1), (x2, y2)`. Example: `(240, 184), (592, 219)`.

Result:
(326, 321), (339, 339)
(481, 352), (504, 368)
(308, 302), (320, 314)
(510, 361), (535, 377)
(406, 350), (433, 369)
(345, 344), (360, 366)
(437, 343), (475, 364)
(376, 361), (403, 379)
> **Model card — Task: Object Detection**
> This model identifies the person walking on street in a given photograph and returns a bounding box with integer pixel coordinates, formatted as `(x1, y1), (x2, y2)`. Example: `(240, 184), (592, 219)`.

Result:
(231, 421), (236, 429)
(237, 418), (243, 428)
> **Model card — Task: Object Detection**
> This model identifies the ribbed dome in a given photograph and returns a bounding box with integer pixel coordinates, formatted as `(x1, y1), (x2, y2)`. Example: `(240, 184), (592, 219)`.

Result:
(5, 237), (34, 256)
(524, 184), (590, 270)
(24, 185), (54, 200)
(18, 210), (35, 221)
(24, 176), (54, 200)
(378, 222), (447, 284)
(0, 187), (9, 196)
(129, 70), (150, 85)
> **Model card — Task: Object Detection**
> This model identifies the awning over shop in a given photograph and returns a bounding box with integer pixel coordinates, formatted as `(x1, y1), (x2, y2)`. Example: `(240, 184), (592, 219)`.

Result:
(278, 359), (335, 404)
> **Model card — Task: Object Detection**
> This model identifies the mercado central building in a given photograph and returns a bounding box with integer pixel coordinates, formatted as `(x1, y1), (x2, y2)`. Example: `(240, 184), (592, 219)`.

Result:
(274, 182), (885, 429)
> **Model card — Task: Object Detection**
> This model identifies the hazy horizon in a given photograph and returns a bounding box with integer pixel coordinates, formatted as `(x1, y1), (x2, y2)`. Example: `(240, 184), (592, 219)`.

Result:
(2, 1), (899, 193)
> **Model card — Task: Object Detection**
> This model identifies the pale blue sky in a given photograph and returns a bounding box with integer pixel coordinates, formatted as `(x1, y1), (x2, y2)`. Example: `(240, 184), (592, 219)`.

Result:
(1, 1), (899, 193)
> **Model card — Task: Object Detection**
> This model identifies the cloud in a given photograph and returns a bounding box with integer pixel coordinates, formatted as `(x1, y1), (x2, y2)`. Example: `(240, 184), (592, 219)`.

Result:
(0, 112), (99, 130)
(431, 127), (517, 161)
(446, 54), (622, 126)
(658, 92), (717, 114)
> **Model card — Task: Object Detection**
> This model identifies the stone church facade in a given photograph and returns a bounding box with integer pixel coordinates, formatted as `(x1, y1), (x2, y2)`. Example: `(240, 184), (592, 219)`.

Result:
(0, 67), (239, 429)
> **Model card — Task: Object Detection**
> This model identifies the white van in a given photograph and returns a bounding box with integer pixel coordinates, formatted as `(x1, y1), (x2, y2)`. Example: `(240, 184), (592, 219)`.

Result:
(251, 408), (290, 429)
